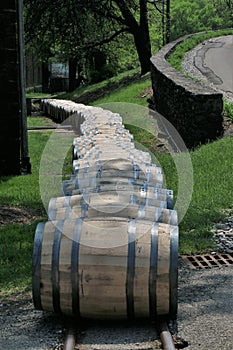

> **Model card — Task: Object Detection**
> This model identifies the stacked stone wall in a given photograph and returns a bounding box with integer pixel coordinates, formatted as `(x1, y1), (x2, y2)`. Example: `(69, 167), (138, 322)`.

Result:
(150, 35), (223, 148)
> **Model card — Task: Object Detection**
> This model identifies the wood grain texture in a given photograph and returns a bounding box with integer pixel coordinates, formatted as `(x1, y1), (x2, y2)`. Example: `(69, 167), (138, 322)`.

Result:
(37, 218), (176, 319)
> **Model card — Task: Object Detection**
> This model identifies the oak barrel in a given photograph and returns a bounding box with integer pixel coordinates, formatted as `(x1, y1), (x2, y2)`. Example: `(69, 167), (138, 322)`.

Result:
(62, 175), (163, 196)
(48, 192), (170, 211)
(32, 218), (178, 320)
(72, 166), (162, 182)
(61, 185), (173, 209)
(48, 204), (177, 225)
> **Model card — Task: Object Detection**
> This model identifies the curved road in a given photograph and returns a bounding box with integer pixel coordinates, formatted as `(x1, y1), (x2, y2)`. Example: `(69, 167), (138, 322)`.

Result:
(194, 35), (233, 95)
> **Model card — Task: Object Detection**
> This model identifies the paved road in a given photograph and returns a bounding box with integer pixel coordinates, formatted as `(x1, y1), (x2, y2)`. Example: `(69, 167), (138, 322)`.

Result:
(195, 35), (233, 94)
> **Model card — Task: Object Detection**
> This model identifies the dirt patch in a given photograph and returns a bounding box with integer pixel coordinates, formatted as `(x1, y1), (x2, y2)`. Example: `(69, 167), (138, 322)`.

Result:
(223, 118), (233, 137)
(0, 205), (44, 227)
(136, 86), (153, 99)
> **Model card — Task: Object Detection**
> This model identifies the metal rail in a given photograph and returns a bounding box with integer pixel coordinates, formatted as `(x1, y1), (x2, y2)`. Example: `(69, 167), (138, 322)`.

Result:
(63, 320), (176, 350)
(63, 327), (76, 350)
(158, 321), (176, 350)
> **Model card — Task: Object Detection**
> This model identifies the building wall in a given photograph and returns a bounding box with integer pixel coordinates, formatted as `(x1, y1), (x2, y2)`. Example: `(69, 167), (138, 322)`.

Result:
(0, 0), (21, 174)
(150, 35), (223, 149)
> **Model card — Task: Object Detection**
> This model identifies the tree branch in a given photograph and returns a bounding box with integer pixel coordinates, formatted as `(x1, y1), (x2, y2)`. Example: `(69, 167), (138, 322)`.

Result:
(77, 28), (129, 50)
(147, 0), (164, 14)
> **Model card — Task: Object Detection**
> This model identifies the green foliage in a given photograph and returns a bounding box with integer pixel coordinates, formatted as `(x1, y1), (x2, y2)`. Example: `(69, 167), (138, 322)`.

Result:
(170, 0), (231, 40)
(89, 64), (116, 83)
(223, 100), (233, 122)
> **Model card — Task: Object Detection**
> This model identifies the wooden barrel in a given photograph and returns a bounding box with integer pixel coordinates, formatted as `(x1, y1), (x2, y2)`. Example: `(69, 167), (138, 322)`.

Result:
(73, 144), (134, 160)
(61, 185), (173, 209)
(74, 145), (135, 160)
(72, 150), (152, 166)
(73, 158), (151, 172)
(73, 137), (133, 148)
(32, 218), (178, 320)
(73, 135), (133, 147)
(73, 158), (152, 172)
(73, 155), (151, 174)
(62, 175), (163, 195)
(48, 191), (170, 211)
(71, 169), (162, 183)
(48, 204), (178, 225)
(72, 163), (162, 180)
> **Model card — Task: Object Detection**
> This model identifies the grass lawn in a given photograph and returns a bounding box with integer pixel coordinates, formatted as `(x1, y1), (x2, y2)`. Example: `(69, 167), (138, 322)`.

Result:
(0, 132), (51, 296)
(27, 116), (56, 128)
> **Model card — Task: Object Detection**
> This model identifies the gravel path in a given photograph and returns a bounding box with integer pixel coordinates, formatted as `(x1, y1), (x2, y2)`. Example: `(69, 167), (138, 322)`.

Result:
(1, 264), (233, 349)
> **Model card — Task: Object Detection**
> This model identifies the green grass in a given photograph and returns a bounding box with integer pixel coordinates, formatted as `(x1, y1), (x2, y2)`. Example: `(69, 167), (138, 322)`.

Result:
(223, 100), (233, 122)
(0, 132), (52, 209)
(26, 92), (53, 99)
(91, 77), (151, 106)
(0, 132), (51, 295)
(124, 124), (233, 254)
(167, 29), (233, 72)
(0, 222), (37, 296)
(57, 68), (141, 101)
(27, 116), (56, 127)
(179, 137), (233, 254)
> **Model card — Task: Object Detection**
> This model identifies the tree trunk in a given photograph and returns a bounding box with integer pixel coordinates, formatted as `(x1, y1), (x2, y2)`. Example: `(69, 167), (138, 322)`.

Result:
(42, 61), (50, 93)
(115, 0), (152, 75)
(166, 0), (171, 44)
(69, 56), (78, 92)
(131, 25), (152, 75)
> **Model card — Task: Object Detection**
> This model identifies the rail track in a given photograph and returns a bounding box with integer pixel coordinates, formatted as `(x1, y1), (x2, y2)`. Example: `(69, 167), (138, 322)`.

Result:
(63, 319), (176, 350)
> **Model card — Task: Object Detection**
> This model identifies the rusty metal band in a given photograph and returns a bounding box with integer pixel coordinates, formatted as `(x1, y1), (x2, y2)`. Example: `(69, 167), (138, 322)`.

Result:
(32, 222), (44, 310)
(149, 223), (158, 320)
(52, 220), (64, 314)
(71, 218), (83, 317)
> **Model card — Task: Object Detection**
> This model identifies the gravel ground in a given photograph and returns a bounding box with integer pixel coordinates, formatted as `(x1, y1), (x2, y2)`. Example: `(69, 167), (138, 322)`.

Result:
(0, 264), (232, 350)
(178, 266), (233, 350)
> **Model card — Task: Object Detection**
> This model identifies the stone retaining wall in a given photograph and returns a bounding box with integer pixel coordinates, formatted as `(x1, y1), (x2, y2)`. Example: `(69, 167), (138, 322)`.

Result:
(150, 35), (224, 149)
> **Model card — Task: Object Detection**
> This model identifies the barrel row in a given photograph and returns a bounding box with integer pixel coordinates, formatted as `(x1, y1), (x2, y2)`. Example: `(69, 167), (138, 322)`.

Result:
(33, 99), (179, 321)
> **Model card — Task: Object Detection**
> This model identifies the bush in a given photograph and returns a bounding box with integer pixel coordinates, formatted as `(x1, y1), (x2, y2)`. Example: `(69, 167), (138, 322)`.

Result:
(89, 64), (116, 83)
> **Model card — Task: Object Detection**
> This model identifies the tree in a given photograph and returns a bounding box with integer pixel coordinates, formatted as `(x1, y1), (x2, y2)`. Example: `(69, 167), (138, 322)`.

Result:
(170, 0), (228, 40)
(25, 0), (154, 81)
(213, 0), (233, 27)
